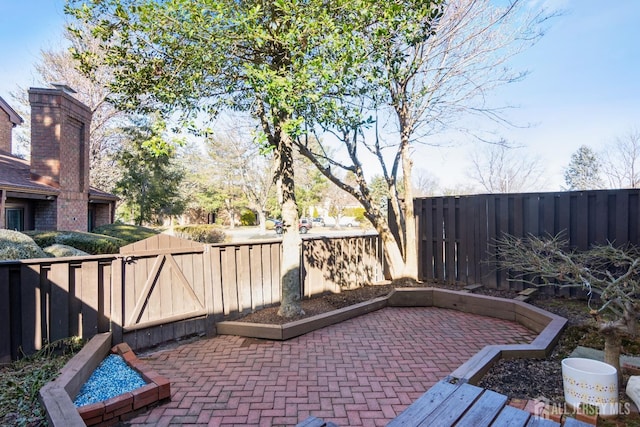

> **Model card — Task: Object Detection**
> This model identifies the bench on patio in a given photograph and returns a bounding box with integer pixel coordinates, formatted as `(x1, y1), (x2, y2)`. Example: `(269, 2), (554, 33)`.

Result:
(388, 379), (593, 427)
(297, 379), (595, 427)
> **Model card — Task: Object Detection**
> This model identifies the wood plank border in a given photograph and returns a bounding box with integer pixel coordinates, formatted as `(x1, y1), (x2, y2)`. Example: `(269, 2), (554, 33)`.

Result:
(217, 287), (567, 387)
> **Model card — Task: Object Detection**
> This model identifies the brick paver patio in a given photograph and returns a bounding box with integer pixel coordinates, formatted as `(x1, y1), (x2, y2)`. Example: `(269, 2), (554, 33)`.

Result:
(126, 307), (537, 427)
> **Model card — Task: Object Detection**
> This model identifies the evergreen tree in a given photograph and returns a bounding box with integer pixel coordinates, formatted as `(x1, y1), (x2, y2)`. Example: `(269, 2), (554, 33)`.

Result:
(114, 117), (185, 225)
(564, 145), (604, 190)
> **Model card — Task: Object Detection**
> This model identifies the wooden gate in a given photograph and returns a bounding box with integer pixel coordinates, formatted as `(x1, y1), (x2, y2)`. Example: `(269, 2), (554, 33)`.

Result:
(114, 234), (212, 349)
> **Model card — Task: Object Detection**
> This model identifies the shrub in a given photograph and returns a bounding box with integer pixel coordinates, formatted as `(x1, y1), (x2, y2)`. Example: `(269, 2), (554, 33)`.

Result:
(0, 337), (83, 426)
(25, 231), (125, 255)
(173, 224), (226, 243)
(265, 218), (279, 230)
(43, 244), (89, 258)
(240, 210), (256, 226)
(92, 223), (159, 244)
(0, 230), (48, 261)
(344, 207), (366, 222)
(22, 230), (58, 248)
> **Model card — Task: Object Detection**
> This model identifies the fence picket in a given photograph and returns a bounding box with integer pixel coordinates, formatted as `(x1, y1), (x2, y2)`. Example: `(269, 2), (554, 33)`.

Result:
(412, 189), (640, 292)
(0, 267), (11, 363)
(17, 192), (640, 364)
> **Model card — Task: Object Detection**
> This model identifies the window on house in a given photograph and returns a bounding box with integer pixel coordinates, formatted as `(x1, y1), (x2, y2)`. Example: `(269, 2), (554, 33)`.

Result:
(5, 208), (24, 231)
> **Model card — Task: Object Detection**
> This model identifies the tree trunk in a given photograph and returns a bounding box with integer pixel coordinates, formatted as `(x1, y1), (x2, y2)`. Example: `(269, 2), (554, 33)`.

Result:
(225, 200), (235, 229)
(400, 139), (418, 280)
(276, 130), (304, 317)
(369, 213), (408, 280)
(602, 325), (622, 386)
(383, 234), (409, 279)
(258, 210), (267, 235)
(388, 182), (405, 254)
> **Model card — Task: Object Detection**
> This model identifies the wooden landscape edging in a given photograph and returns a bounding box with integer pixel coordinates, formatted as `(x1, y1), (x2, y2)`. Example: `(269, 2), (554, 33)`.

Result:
(39, 332), (113, 427)
(217, 287), (567, 386)
(215, 296), (388, 340)
(40, 332), (172, 427)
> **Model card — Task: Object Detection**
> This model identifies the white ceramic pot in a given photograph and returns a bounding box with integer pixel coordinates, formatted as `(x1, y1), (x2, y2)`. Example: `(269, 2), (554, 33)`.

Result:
(562, 357), (618, 416)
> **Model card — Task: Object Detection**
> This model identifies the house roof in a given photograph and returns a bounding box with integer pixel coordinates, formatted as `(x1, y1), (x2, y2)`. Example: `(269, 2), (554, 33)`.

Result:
(89, 186), (119, 202)
(0, 96), (24, 126)
(0, 149), (118, 201)
(0, 149), (58, 195)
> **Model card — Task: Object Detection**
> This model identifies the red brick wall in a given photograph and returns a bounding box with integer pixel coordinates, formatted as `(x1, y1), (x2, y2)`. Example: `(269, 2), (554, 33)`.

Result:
(93, 204), (113, 228)
(0, 108), (12, 153)
(34, 200), (57, 230)
(29, 88), (93, 231)
(57, 195), (88, 231)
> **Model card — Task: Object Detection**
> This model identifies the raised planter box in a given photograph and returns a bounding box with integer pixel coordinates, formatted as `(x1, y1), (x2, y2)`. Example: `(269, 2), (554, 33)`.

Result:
(217, 287), (567, 385)
(39, 333), (171, 427)
(216, 296), (388, 340)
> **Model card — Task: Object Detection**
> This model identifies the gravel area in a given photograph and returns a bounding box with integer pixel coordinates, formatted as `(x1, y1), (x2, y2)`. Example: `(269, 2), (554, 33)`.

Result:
(74, 354), (147, 407)
(477, 294), (595, 402)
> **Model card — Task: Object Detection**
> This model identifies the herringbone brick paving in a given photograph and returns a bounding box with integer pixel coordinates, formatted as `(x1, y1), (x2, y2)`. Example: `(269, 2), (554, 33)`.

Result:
(126, 307), (536, 427)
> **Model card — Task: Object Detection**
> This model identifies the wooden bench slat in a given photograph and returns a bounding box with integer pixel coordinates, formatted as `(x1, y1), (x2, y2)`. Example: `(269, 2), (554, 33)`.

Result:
(525, 416), (561, 427)
(563, 417), (595, 427)
(417, 383), (484, 426)
(387, 380), (458, 426)
(454, 389), (508, 427)
(491, 404), (531, 427)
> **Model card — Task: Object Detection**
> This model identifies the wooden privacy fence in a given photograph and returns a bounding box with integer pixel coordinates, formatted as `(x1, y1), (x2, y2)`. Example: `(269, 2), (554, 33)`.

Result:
(414, 189), (640, 291)
(0, 233), (384, 362)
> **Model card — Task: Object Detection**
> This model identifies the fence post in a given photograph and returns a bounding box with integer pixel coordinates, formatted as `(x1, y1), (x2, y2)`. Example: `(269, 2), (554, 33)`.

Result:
(111, 257), (124, 344)
(202, 245), (217, 336)
(0, 265), (11, 363)
(20, 264), (42, 354)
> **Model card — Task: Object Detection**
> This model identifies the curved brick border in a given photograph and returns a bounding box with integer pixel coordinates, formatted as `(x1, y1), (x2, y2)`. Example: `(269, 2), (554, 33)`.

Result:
(217, 287), (567, 385)
(39, 333), (171, 427)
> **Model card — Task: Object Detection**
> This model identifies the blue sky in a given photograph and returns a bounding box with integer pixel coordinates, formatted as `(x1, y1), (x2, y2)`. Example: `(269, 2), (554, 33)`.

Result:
(1, 0), (639, 191)
(0, 0), (68, 97)
(422, 0), (640, 190)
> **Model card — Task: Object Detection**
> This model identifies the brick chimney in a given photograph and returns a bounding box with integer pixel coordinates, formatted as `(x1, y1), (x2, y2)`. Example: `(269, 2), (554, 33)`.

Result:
(29, 87), (92, 231)
(0, 96), (24, 154)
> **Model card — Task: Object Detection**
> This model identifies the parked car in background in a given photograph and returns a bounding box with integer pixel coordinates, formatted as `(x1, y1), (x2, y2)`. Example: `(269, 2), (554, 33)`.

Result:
(266, 218), (283, 230)
(271, 218), (313, 234)
(298, 218), (312, 233)
(338, 216), (359, 227)
(321, 216), (360, 227)
(312, 217), (325, 227)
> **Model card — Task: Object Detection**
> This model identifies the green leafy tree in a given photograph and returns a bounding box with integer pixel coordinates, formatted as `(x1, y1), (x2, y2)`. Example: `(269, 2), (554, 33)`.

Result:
(67, 0), (547, 294)
(67, 0), (352, 316)
(175, 144), (224, 224)
(114, 117), (184, 225)
(295, 154), (329, 219)
(207, 126), (277, 232)
(564, 145), (604, 190)
(368, 175), (390, 216)
(205, 136), (250, 229)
